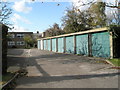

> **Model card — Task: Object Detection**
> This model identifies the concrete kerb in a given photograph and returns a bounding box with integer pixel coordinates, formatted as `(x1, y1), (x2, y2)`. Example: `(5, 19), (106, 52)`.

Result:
(2, 73), (19, 89)
(2, 66), (28, 89)
(105, 60), (115, 67)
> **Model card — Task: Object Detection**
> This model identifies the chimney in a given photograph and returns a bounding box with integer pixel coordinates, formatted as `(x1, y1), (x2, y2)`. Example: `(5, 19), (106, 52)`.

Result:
(37, 31), (39, 34)
(42, 32), (46, 37)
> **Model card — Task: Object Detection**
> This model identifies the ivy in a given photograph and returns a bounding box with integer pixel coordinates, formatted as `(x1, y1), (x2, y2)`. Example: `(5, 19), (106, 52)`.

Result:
(108, 25), (120, 38)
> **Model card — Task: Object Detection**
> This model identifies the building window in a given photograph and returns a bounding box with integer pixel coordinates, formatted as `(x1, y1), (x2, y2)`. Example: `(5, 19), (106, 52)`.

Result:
(11, 34), (15, 38)
(16, 34), (24, 38)
(17, 41), (25, 45)
(8, 41), (15, 46)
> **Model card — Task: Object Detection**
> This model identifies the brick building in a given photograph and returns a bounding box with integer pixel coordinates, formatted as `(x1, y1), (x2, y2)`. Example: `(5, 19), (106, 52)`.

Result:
(8, 32), (33, 48)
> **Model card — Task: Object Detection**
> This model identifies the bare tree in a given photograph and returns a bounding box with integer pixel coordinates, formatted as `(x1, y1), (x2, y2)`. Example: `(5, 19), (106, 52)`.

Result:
(0, 2), (12, 25)
(74, 0), (120, 25)
(75, 0), (120, 9)
(107, 10), (120, 25)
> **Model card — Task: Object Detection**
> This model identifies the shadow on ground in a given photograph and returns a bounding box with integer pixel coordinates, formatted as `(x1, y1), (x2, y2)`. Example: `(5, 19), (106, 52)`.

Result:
(7, 49), (26, 68)
(18, 72), (119, 85)
(7, 49), (119, 87)
(7, 49), (25, 56)
(7, 56), (26, 68)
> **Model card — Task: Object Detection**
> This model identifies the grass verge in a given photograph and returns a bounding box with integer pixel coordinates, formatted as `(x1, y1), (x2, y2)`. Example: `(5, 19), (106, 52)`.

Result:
(2, 73), (14, 85)
(108, 59), (120, 66)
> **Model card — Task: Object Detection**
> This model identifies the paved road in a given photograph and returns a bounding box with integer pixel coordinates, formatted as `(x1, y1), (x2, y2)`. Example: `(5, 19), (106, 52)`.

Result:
(7, 49), (119, 88)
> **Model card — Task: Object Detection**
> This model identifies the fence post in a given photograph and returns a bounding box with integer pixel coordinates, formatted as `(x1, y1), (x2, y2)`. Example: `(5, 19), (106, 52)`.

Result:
(74, 35), (76, 54)
(88, 34), (92, 56)
(109, 32), (113, 59)
(63, 37), (66, 53)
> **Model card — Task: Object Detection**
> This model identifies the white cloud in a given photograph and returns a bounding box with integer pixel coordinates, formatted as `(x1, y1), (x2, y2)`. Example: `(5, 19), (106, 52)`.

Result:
(10, 13), (32, 32)
(11, 25), (29, 32)
(11, 13), (31, 24)
(12, 0), (32, 13)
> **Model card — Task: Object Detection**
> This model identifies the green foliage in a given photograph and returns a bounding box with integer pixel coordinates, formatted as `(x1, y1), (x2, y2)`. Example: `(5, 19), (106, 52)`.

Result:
(62, 7), (78, 33)
(62, 2), (106, 34)
(62, 7), (91, 34)
(2, 72), (14, 85)
(24, 35), (34, 48)
(88, 2), (106, 28)
(108, 25), (120, 32)
(45, 23), (65, 37)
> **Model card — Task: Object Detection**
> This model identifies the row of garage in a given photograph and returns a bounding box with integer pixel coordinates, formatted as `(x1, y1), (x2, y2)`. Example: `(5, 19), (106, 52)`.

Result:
(37, 27), (113, 58)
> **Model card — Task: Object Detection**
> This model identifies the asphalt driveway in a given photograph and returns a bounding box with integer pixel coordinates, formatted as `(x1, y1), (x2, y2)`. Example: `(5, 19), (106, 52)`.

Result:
(7, 49), (119, 88)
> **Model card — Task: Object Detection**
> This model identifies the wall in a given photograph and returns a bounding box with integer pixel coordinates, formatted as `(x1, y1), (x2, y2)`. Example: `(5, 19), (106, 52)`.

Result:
(37, 28), (113, 58)
(2, 24), (8, 74)
(41, 40), (43, 50)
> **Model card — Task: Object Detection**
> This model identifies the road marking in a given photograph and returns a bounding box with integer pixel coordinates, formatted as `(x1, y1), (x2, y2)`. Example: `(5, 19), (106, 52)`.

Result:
(28, 49), (31, 57)
(26, 49), (31, 57)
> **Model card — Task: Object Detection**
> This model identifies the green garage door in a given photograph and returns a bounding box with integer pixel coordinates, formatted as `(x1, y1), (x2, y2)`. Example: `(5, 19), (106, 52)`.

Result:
(76, 34), (88, 55)
(52, 38), (56, 52)
(92, 32), (110, 58)
(47, 39), (51, 51)
(58, 37), (64, 53)
(66, 36), (74, 54)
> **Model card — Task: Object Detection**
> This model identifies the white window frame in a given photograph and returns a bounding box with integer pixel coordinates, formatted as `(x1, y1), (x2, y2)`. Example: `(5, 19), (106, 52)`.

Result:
(17, 41), (25, 45)
(8, 41), (15, 46)
(16, 34), (24, 38)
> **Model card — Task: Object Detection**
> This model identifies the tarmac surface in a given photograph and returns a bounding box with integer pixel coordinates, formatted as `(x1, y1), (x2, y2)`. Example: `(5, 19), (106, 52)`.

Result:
(7, 49), (119, 88)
